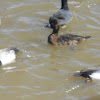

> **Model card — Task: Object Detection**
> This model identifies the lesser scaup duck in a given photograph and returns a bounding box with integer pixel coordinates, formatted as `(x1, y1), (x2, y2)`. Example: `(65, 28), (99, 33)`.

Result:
(74, 68), (100, 80)
(43, 0), (72, 29)
(0, 47), (20, 66)
(48, 18), (91, 45)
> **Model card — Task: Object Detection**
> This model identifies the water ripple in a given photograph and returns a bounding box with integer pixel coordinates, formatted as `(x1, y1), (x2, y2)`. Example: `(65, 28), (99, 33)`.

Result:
(0, 0), (100, 100)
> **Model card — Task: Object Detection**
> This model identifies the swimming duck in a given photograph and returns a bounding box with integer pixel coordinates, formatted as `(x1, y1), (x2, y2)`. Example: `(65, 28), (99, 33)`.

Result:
(48, 18), (91, 45)
(74, 68), (100, 80)
(0, 47), (20, 66)
(43, 0), (72, 29)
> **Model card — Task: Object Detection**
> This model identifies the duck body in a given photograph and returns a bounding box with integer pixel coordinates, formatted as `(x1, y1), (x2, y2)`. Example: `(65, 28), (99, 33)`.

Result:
(74, 68), (100, 80)
(49, 9), (72, 26)
(43, 0), (72, 29)
(0, 48), (20, 66)
(48, 33), (91, 45)
(48, 18), (91, 45)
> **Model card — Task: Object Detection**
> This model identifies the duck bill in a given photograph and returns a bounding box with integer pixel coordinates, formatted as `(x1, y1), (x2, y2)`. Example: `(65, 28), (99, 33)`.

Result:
(76, 71), (80, 73)
(43, 24), (50, 29)
(74, 72), (81, 77)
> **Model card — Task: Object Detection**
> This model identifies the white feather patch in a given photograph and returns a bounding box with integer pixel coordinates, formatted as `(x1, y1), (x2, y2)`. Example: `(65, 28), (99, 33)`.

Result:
(0, 49), (16, 65)
(90, 72), (100, 80)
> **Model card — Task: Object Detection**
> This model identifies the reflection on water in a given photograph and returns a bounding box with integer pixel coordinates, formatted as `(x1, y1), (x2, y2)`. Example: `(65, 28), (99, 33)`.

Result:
(0, 0), (100, 100)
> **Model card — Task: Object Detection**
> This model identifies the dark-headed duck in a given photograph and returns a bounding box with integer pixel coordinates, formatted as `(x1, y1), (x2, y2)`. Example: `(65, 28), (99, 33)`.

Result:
(74, 68), (100, 80)
(48, 18), (91, 45)
(0, 47), (20, 66)
(43, 0), (72, 29)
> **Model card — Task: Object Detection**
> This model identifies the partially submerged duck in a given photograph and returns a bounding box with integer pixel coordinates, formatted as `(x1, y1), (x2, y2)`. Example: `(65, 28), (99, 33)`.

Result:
(43, 0), (72, 29)
(74, 68), (100, 80)
(48, 18), (91, 45)
(0, 48), (20, 66)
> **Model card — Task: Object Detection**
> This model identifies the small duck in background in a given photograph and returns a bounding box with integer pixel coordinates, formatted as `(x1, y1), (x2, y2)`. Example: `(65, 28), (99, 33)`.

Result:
(0, 48), (20, 66)
(43, 0), (72, 29)
(48, 18), (91, 45)
(74, 68), (100, 81)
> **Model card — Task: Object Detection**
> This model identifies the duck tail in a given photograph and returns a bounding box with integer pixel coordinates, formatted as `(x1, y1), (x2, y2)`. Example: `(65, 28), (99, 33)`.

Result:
(61, 0), (69, 10)
(10, 47), (20, 54)
(84, 36), (91, 39)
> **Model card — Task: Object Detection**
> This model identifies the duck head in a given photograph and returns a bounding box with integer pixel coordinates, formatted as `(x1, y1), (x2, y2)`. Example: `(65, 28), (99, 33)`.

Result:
(74, 71), (82, 77)
(49, 18), (60, 33)
(43, 18), (60, 30)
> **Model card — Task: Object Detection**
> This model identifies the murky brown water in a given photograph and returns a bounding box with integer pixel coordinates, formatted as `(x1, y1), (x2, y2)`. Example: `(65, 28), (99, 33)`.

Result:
(0, 0), (100, 99)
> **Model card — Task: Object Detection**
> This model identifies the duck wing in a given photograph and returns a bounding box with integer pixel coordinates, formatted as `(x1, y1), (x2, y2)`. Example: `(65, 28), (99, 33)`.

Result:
(58, 34), (91, 45)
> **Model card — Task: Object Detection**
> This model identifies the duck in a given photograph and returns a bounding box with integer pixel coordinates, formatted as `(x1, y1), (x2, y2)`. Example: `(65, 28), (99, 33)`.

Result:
(74, 68), (100, 80)
(43, 0), (72, 29)
(0, 47), (20, 66)
(48, 18), (91, 45)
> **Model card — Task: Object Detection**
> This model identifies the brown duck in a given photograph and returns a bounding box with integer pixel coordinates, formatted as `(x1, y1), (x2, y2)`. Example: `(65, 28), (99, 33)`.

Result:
(48, 18), (91, 45)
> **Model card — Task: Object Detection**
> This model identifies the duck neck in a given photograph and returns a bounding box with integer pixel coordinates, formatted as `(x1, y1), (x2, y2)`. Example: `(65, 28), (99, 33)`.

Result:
(61, 0), (69, 10)
(52, 28), (59, 34)
(48, 27), (60, 45)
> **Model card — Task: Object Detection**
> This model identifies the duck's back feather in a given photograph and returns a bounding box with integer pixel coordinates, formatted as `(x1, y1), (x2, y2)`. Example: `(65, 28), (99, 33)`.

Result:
(58, 34), (91, 45)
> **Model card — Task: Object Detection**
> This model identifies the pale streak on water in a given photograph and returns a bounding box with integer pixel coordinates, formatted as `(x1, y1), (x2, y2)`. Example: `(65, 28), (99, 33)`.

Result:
(0, 0), (100, 100)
